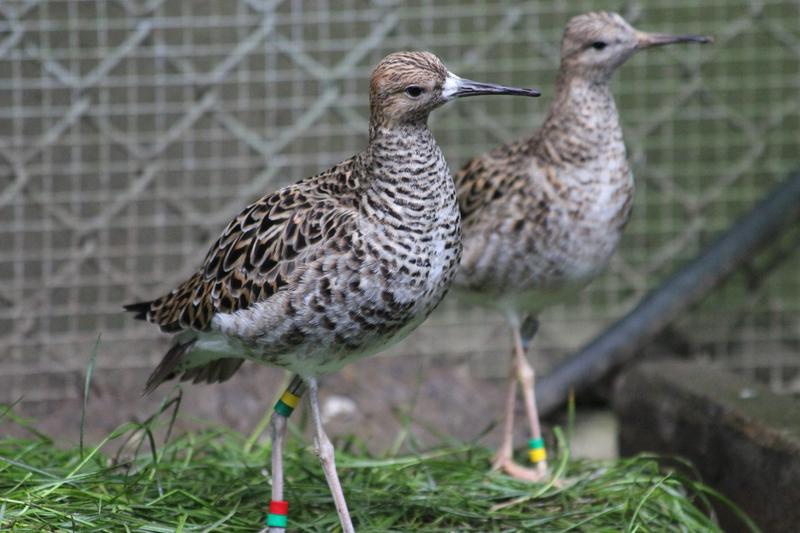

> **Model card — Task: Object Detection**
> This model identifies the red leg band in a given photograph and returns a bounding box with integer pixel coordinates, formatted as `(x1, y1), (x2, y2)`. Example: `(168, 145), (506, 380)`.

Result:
(269, 500), (289, 515)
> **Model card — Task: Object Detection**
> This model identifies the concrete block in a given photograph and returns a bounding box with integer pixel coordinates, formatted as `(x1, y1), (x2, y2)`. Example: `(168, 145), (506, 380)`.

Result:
(613, 360), (800, 533)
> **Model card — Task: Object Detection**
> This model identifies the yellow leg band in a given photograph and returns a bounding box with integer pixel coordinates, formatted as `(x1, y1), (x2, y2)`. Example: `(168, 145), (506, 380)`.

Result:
(528, 447), (547, 463)
(280, 390), (300, 409)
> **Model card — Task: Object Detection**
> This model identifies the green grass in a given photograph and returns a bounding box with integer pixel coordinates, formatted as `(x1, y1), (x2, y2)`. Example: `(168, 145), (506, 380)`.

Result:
(0, 392), (757, 533)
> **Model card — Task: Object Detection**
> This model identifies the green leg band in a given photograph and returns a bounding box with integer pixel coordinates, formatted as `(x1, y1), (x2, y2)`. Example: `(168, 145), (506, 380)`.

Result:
(273, 376), (306, 418)
(529, 437), (545, 450)
(273, 399), (293, 417)
(528, 437), (547, 463)
(266, 513), (288, 527)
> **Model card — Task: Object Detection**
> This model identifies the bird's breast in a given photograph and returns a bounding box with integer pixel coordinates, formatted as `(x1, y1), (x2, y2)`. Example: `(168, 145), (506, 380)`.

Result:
(370, 191), (461, 306)
(547, 164), (634, 279)
(457, 159), (633, 302)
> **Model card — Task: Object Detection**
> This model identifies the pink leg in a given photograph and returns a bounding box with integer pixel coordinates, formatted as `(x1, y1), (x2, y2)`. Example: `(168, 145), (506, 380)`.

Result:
(263, 375), (305, 533)
(512, 319), (548, 478)
(307, 377), (355, 533)
(491, 357), (518, 471)
(266, 413), (288, 533)
(491, 317), (548, 481)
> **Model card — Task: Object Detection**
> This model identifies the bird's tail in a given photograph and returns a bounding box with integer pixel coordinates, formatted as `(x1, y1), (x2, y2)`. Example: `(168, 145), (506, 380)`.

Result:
(124, 300), (153, 321)
(143, 335), (246, 394)
(143, 339), (195, 395)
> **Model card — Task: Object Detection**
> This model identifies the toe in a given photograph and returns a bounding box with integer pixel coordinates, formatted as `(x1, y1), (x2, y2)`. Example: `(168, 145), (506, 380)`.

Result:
(501, 459), (549, 482)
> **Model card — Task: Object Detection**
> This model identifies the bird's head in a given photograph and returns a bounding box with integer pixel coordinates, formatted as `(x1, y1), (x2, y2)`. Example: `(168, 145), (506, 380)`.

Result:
(560, 12), (712, 82)
(369, 51), (540, 127)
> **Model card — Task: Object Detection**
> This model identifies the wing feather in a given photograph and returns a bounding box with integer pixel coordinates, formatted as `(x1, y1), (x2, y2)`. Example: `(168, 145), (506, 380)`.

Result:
(127, 160), (361, 334)
(455, 141), (532, 226)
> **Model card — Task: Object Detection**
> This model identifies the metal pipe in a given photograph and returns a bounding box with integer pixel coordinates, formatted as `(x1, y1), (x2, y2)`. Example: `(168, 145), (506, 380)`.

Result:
(537, 170), (800, 416)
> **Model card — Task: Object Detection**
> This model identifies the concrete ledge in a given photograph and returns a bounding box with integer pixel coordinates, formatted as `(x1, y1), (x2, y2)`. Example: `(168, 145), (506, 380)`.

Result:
(613, 360), (800, 533)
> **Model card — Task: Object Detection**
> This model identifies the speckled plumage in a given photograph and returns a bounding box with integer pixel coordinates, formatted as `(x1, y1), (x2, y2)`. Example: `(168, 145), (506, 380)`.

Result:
(125, 51), (540, 399)
(127, 52), (463, 391)
(452, 12), (711, 480)
(455, 12), (638, 311)
(125, 51), (541, 532)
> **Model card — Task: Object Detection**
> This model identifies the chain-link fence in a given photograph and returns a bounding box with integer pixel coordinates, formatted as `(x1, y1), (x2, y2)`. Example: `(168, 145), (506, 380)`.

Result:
(1, 0), (798, 409)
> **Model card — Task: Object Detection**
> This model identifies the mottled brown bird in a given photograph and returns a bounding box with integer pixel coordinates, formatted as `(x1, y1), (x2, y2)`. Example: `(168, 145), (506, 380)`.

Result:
(453, 12), (711, 481)
(125, 51), (539, 532)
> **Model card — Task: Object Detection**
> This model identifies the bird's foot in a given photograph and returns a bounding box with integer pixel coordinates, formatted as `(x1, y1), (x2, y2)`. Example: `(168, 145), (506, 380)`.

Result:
(491, 450), (549, 482)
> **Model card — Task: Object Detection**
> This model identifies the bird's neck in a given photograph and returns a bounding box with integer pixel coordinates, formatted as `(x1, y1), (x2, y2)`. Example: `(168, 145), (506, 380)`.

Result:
(531, 71), (626, 167)
(362, 121), (455, 223)
(365, 122), (449, 193)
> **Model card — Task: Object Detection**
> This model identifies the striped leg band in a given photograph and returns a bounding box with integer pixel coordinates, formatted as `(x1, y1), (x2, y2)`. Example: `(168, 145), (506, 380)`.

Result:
(273, 375), (306, 418)
(528, 437), (547, 464)
(266, 500), (289, 528)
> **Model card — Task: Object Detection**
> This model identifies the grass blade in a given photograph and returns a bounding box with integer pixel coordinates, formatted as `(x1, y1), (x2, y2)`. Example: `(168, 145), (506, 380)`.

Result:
(80, 334), (101, 458)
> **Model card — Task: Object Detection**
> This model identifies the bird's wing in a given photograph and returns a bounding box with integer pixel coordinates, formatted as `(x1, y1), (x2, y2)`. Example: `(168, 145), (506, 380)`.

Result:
(125, 161), (361, 333)
(454, 144), (529, 226)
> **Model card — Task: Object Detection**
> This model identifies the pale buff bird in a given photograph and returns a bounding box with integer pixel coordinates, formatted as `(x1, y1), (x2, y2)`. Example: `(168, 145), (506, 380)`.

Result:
(453, 12), (711, 481)
(126, 51), (539, 532)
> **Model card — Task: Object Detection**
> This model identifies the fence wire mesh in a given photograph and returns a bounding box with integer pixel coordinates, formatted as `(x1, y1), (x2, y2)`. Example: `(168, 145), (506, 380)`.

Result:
(1, 0), (798, 406)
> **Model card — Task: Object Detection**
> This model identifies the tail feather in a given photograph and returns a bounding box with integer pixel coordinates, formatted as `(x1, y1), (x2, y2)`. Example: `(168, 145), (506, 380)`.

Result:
(181, 358), (245, 385)
(124, 301), (153, 321)
(144, 340), (195, 395)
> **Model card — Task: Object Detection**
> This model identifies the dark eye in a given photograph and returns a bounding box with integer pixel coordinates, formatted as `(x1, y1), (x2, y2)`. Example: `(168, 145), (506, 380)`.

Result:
(405, 86), (424, 97)
(591, 41), (607, 50)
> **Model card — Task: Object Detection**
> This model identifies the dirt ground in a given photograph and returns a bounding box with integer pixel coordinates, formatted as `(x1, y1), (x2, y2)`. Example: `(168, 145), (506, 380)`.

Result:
(4, 351), (617, 459)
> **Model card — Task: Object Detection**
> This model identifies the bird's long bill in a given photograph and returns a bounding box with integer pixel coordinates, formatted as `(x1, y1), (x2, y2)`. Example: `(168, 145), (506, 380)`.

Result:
(635, 31), (713, 49)
(443, 73), (540, 100)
